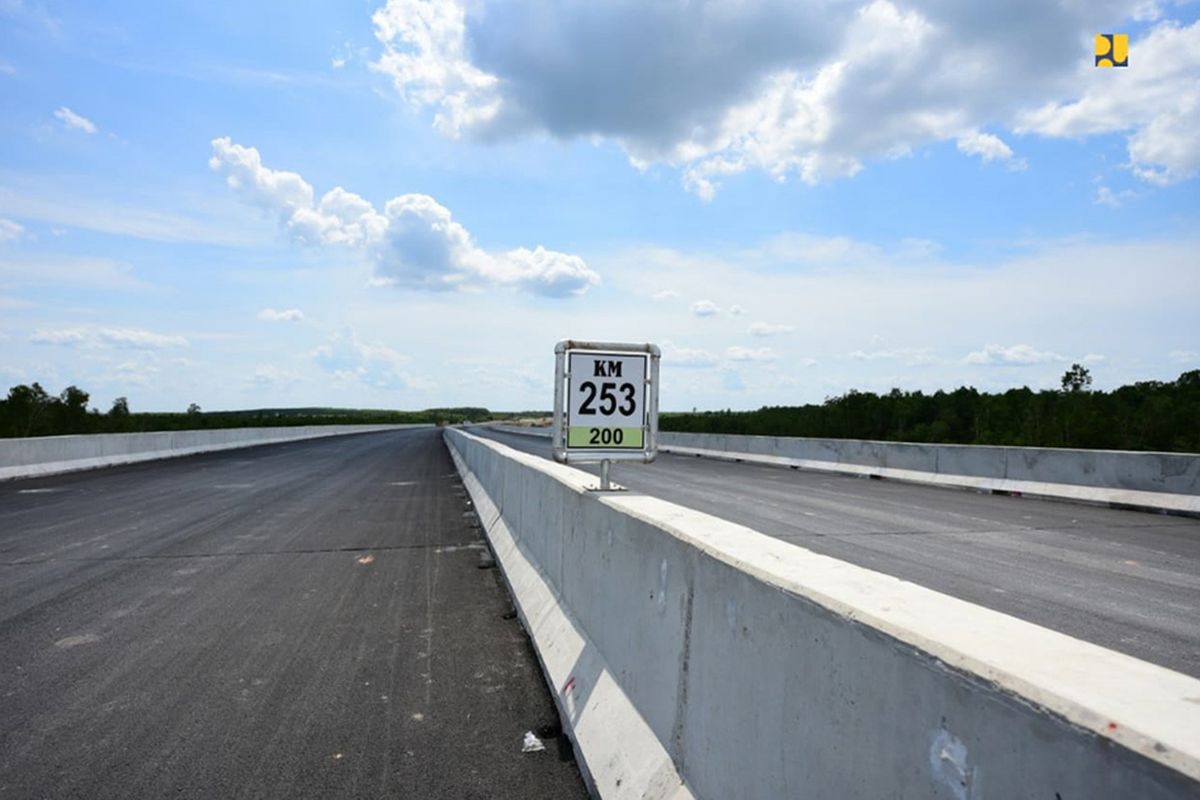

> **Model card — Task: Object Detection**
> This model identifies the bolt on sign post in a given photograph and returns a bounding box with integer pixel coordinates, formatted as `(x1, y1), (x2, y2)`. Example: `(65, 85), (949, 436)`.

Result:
(552, 340), (661, 490)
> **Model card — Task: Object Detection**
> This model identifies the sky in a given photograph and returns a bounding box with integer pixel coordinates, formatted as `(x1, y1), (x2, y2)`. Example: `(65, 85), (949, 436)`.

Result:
(1, 0), (1198, 413)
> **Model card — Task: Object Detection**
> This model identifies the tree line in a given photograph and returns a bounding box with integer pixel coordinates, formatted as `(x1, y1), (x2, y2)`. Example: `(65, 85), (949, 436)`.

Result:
(0, 383), (493, 438)
(661, 366), (1200, 453)
(5, 365), (1198, 452)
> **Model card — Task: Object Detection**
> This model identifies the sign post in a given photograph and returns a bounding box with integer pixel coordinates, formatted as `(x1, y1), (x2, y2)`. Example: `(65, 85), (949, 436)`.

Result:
(552, 340), (660, 489)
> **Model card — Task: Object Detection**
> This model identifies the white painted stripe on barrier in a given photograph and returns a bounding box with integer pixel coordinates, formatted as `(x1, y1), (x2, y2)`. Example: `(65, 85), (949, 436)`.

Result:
(449, 427), (1200, 796)
(0, 425), (425, 481)
(446, 433), (692, 800)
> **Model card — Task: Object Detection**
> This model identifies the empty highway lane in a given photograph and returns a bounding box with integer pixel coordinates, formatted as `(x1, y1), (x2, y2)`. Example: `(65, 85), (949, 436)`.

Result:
(474, 427), (1200, 678)
(0, 429), (587, 800)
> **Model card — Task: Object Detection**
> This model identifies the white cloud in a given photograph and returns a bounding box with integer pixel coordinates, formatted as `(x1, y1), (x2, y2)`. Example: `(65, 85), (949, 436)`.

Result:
(1082, 353), (1106, 364)
(1, 1), (61, 33)
(30, 326), (189, 349)
(0, 254), (148, 290)
(1094, 185), (1122, 208)
(0, 218), (23, 242)
(0, 61), (15, 75)
(0, 181), (265, 246)
(691, 299), (719, 317)
(593, 233), (1199, 405)
(257, 307), (304, 322)
(251, 365), (304, 386)
(757, 232), (882, 266)
(208, 137), (318, 220)
(725, 345), (778, 362)
(54, 106), (96, 134)
(964, 344), (1065, 366)
(371, 0), (1197, 195)
(112, 360), (160, 388)
(652, 289), (679, 301)
(370, 0), (503, 137)
(956, 130), (1014, 163)
(1017, 20), (1200, 185)
(657, 340), (785, 369)
(371, 0), (844, 149)
(0, 294), (32, 310)
(1168, 350), (1199, 364)
(748, 321), (794, 337)
(313, 327), (432, 390)
(486, 245), (596, 298)
(661, 341), (720, 368)
(728, 304), (746, 316)
(849, 347), (937, 365)
(210, 137), (598, 297)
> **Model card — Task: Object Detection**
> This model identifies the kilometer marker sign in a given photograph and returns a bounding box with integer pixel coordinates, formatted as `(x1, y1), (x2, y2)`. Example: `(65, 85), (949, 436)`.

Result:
(553, 341), (660, 465)
(567, 352), (646, 449)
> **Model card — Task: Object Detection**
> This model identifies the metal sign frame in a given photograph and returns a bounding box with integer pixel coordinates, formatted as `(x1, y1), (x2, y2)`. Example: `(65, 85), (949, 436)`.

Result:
(552, 340), (660, 467)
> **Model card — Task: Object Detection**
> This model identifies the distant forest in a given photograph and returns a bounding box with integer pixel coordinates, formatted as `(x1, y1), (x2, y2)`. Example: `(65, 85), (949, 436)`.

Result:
(661, 366), (1200, 453)
(4, 365), (1198, 452)
(0, 383), (493, 438)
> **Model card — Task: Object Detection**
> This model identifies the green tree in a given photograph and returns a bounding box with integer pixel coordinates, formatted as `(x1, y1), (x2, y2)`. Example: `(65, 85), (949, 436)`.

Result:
(108, 396), (131, 431)
(58, 386), (91, 434)
(1061, 364), (1093, 393)
(5, 383), (53, 436)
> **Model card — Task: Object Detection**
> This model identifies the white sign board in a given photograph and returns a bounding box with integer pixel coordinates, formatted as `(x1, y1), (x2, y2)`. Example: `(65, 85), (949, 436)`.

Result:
(553, 341), (660, 464)
(567, 352), (647, 450)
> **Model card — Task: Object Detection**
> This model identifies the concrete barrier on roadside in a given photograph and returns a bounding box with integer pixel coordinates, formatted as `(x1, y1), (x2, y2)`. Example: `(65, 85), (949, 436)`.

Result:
(0, 425), (427, 481)
(659, 431), (1198, 491)
(656, 432), (1200, 515)
(485, 425), (1200, 514)
(489, 424), (553, 439)
(446, 427), (1200, 800)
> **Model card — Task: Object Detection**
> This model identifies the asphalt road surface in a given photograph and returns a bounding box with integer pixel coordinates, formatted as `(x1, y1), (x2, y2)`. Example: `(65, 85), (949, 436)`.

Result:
(474, 427), (1200, 678)
(0, 429), (588, 800)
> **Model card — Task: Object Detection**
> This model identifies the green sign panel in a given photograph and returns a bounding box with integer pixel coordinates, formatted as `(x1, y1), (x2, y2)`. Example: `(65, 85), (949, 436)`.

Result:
(566, 426), (645, 449)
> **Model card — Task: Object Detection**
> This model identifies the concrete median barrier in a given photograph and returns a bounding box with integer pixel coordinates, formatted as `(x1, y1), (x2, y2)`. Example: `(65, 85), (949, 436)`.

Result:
(0, 425), (427, 481)
(447, 427), (1200, 799)
(485, 425), (1200, 513)
(657, 432), (1200, 515)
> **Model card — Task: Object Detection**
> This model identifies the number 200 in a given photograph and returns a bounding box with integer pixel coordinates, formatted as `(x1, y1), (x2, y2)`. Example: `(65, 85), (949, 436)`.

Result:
(577, 381), (636, 416)
(588, 428), (623, 445)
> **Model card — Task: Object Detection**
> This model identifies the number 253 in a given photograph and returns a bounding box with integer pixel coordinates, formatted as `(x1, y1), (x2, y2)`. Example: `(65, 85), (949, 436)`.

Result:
(578, 381), (636, 415)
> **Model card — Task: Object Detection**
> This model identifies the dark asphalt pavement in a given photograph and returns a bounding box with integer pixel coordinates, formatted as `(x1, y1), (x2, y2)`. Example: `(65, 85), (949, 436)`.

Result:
(475, 427), (1200, 678)
(0, 429), (588, 800)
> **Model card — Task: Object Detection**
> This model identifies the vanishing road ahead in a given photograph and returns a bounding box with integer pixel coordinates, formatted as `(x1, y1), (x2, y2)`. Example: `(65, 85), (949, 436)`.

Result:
(474, 426), (1200, 678)
(0, 428), (587, 800)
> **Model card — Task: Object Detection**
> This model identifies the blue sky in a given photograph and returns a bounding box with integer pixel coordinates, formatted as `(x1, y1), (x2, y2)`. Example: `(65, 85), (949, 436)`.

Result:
(1, 0), (1198, 412)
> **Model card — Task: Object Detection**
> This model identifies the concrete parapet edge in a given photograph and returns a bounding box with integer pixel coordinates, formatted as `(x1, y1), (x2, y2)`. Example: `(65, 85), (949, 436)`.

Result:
(0, 425), (427, 481)
(446, 432), (691, 800)
(483, 427), (1199, 515)
(657, 432), (1200, 497)
(448, 427), (1200, 798)
(662, 445), (1200, 516)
